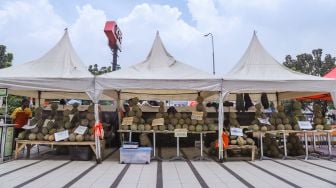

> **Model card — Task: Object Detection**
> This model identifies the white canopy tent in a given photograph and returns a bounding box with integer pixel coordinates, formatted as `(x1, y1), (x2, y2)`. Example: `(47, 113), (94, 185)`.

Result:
(97, 32), (224, 159)
(97, 32), (223, 101)
(217, 32), (336, 159)
(0, 30), (104, 161)
(0, 30), (98, 101)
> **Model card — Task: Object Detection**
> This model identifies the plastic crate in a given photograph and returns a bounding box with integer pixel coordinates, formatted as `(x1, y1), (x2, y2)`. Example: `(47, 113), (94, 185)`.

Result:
(120, 147), (152, 164)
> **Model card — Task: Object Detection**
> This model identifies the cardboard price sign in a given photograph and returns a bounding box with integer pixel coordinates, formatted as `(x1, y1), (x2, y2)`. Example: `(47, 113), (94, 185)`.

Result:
(174, 129), (188, 137)
(54, 130), (69, 142)
(122, 117), (134, 125)
(298, 121), (313, 130)
(152, 118), (164, 126)
(230, 128), (243, 136)
(191, 111), (203, 120)
(74, 126), (88, 135)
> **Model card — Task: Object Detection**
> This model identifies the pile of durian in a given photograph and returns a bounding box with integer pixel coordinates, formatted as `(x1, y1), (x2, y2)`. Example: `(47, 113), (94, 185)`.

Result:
(120, 96), (218, 132)
(17, 103), (99, 142)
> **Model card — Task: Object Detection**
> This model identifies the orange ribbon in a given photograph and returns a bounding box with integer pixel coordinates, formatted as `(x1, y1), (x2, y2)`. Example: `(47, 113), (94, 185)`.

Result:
(215, 131), (229, 149)
(94, 121), (104, 138)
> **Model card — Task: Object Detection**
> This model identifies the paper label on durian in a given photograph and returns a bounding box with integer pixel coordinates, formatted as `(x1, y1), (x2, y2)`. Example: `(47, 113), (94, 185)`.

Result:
(258, 118), (271, 125)
(122, 117), (134, 125)
(74, 126), (88, 135)
(152, 118), (164, 126)
(174, 129), (188, 137)
(230, 128), (243, 136)
(54, 130), (69, 142)
(298, 121), (312, 130)
(191, 111), (203, 120)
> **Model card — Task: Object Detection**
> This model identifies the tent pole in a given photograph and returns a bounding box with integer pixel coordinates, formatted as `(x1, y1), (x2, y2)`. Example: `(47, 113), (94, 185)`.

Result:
(38, 91), (41, 107)
(116, 91), (122, 147)
(218, 91), (224, 160)
(276, 92), (279, 107)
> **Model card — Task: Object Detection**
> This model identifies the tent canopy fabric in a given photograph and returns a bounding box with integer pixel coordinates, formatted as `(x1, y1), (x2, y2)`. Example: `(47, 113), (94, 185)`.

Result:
(97, 32), (222, 100)
(222, 32), (336, 95)
(0, 30), (96, 100)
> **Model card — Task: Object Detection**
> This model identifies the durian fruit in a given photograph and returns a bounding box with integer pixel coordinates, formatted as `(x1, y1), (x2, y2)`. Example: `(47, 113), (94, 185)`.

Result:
(277, 124), (285, 130)
(246, 138), (255, 145)
(152, 125), (159, 131)
(84, 134), (91, 141)
(69, 133), (76, 142)
(168, 124), (174, 131)
(260, 126), (267, 132)
(130, 124), (137, 131)
(182, 124), (189, 129)
(76, 135), (84, 142)
(315, 124), (324, 130)
(284, 124), (292, 130)
(158, 101), (165, 113)
(287, 133), (305, 156)
(138, 124), (145, 131)
(36, 133), (44, 141)
(230, 140), (237, 145)
(18, 132), (26, 140)
(293, 124), (300, 130)
(159, 125), (166, 131)
(48, 135), (55, 141)
(28, 133), (37, 140)
(203, 125), (209, 131)
(44, 134), (50, 141)
(237, 136), (245, 146)
(209, 123), (218, 131)
(189, 125), (196, 131)
(144, 124), (151, 131)
(324, 124), (331, 130)
(175, 124), (182, 129)
(196, 125), (203, 132)
(122, 125), (129, 130)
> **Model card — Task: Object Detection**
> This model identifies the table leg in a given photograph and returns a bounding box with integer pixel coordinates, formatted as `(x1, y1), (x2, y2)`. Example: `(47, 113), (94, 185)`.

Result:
(170, 137), (185, 161)
(129, 132), (132, 142)
(313, 132), (317, 151)
(193, 132), (210, 161)
(151, 132), (162, 161)
(327, 132), (333, 160)
(26, 144), (31, 159)
(283, 131), (287, 158)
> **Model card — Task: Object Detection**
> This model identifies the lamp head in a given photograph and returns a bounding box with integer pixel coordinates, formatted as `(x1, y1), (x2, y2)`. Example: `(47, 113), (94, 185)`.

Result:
(204, 33), (211, 37)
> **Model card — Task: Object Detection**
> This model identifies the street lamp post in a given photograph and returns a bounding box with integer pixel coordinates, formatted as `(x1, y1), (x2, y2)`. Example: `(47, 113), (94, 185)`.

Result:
(204, 33), (215, 75)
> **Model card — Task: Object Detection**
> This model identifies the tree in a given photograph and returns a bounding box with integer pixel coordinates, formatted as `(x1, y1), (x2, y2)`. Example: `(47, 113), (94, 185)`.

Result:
(0, 45), (13, 69)
(88, 63), (115, 75)
(283, 49), (336, 76)
(283, 49), (336, 115)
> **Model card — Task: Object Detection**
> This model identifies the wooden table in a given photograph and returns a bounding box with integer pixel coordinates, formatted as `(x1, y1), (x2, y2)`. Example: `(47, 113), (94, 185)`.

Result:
(15, 140), (104, 160)
(224, 145), (256, 161)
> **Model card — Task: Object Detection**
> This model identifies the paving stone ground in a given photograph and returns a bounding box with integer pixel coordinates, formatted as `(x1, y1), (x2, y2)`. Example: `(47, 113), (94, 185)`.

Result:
(0, 146), (335, 188)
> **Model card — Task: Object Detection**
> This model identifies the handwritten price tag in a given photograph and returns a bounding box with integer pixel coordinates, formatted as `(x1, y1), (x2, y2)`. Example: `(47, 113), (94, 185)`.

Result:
(174, 129), (188, 137)
(298, 121), (312, 130)
(152, 118), (164, 126)
(122, 117), (134, 125)
(230, 128), (243, 136)
(258, 118), (271, 125)
(74, 126), (88, 135)
(191, 111), (203, 120)
(54, 130), (69, 142)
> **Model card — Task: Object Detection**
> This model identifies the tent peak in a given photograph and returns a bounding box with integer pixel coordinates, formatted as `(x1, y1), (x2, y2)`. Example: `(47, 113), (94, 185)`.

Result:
(143, 32), (175, 69)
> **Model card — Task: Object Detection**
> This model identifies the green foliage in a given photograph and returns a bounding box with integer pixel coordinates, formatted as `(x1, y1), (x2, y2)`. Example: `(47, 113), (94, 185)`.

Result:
(88, 64), (114, 75)
(283, 49), (336, 76)
(0, 45), (13, 69)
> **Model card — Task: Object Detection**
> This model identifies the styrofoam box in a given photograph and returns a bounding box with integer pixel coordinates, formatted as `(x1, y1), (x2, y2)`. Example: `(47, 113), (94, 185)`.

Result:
(120, 147), (152, 164)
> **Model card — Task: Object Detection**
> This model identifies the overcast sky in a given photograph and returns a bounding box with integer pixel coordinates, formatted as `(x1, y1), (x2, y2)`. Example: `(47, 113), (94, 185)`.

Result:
(1, 0), (336, 74)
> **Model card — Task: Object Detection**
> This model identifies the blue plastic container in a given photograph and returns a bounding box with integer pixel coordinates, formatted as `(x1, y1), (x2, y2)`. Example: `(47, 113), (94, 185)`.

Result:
(119, 147), (152, 164)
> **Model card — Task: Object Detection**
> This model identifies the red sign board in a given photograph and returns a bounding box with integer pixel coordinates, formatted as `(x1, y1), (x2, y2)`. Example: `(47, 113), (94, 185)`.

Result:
(104, 21), (122, 50)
